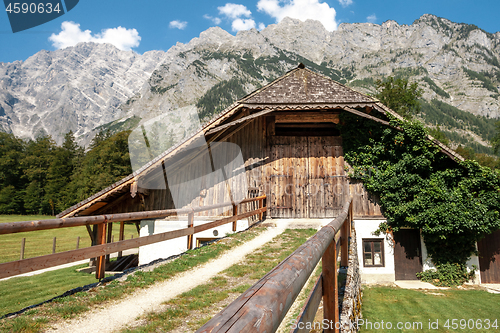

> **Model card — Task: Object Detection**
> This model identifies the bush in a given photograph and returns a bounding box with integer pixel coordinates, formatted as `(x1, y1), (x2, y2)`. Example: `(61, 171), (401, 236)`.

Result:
(416, 263), (476, 287)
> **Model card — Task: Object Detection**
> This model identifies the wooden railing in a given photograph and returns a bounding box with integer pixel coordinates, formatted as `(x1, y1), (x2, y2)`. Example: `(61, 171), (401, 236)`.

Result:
(196, 198), (353, 333)
(0, 195), (266, 280)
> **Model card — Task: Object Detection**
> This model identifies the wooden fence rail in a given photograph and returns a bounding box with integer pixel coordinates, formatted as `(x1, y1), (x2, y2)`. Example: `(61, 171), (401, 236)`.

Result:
(0, 196), (266, 280)
(196, 197), (352, 333)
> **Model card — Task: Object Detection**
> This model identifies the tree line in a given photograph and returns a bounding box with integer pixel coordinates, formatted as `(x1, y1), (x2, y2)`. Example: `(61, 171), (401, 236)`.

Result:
(0, 130), (132, 215)
(376, 76), (500, 170)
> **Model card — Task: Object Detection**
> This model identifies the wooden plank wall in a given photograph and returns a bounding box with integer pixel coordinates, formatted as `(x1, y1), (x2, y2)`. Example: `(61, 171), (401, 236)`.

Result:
(349, 180), (383, 218)
(95, 112), (384, 220)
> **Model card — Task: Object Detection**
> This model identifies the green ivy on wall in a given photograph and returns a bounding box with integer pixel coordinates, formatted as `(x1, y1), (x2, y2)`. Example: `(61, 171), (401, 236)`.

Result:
(340, 113), (500, 270)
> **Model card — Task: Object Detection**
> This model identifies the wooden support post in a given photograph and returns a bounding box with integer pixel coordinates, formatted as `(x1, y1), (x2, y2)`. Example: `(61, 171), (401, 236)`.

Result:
(349, 201), (353, 233)
(232, 204), (238, 232)
(322, 238), (339, 333)
(341, 221), (349, 267)
(118, 221), (125, 258)
(187, 212), (194, 250)
(20, 237), (26, 260)
(258, 198), (264, 221)
(95, 222), (107, 280)
(106, 222), (113, 264)
(52, 237), (56, 254)
(76, 236), (80, 250)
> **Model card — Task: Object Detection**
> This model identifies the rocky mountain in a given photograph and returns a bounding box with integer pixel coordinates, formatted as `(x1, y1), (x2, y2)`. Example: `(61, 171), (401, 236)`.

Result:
(0, 43), (166, 145)
(1, 14), (499, 151)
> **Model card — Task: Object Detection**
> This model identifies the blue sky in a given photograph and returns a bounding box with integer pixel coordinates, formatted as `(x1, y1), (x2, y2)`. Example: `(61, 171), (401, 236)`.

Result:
(1, 0), (499, 63)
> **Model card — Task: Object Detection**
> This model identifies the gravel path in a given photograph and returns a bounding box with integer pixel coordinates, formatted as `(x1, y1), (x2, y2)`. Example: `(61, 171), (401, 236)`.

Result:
(46, 222), (293, 333)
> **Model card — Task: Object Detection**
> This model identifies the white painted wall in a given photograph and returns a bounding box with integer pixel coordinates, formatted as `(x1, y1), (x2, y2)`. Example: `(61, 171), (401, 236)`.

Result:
(354, 219), (395, 284)
(421, 235), (481, 284)
(139, 217), (249, 265)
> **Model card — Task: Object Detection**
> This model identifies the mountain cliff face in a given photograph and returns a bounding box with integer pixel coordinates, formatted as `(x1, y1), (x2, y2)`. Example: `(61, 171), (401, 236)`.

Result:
(1, 14), (499, 148)
(0, 43), (166, 145)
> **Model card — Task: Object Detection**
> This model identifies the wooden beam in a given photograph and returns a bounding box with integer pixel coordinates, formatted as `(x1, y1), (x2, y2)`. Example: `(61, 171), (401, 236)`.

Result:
(266, 116), (275, 136)
(205, 108), (273, 135)
(106, 222), (113, 263)
(0, 196), (266, 235)
(322, 236), (339, 333)
(341, 221), (349, 267)
(85, 224), (95, 244)
(232, 204), (238, 232)
(343, 106), (394, 127)
(91, 192), (131, 215)
(187, 212), (194, 250)
(275, 113), (339, 123)
(95, 223), (106, 279)
(118, 221), (125, 258)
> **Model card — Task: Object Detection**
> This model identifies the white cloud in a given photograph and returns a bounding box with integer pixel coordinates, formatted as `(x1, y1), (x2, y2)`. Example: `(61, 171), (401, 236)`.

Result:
(232, 18), (256, 31)
(218, 3), (257, 32)
(257, 0), (338, 31)
(169, 20), (188, 30)
(49, 21), (140, 51)
(204, 14), (222, 25)
(367, 14), (377, 23)
(338, 0), (353, 7)
(218, 3), (252, 19)
(258, 22), (266, 30)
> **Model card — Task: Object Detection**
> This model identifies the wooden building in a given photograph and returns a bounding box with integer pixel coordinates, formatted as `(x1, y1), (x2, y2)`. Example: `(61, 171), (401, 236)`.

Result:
(58, 64), (499, 283)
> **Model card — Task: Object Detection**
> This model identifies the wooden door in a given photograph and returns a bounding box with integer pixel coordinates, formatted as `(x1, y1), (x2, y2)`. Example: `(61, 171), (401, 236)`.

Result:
(268, 136), (306, 218)
(393, 229), (422, 280)
(307, 137), (345, 218)
(477, 230), (500, 283)
(267, 136), (345, 218)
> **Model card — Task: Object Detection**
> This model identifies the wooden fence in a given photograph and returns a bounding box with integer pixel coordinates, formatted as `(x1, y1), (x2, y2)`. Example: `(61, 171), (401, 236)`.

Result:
(196, 198), (353, 333)
(0, 195), (266, 280)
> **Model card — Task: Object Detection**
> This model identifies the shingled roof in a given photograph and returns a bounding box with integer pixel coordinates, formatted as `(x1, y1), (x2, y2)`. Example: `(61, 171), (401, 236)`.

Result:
(241, 65), (375, 105)
(57, 64), (464, 218)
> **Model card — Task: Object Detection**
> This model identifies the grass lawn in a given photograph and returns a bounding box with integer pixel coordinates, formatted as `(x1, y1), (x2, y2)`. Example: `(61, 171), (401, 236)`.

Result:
(0, 263), (98, 317)
(360, 286), (500, 332)
(0, 225), (266, 332)
(0, 215), (139, 263)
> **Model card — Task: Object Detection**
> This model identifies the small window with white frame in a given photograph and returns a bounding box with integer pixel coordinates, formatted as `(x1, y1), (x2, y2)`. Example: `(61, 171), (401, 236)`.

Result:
(363, 238), (384, 267)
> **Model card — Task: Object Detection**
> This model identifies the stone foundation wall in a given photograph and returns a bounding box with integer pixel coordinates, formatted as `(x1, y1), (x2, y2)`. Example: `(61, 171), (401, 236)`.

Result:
(340, 225), (362, 332)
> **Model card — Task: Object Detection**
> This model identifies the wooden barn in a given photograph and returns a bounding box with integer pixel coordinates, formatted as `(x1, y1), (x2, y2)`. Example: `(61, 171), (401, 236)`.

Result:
(58, 64), (500, 284)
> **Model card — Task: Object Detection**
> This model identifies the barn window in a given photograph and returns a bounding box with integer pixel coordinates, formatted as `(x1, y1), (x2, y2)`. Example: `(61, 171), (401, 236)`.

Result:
(363, 239), (384, 267)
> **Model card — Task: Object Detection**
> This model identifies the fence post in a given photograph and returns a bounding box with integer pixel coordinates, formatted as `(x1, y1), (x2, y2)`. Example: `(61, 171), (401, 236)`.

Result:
(95, 222), (107, 280)
(341, 220), (349, 267)
(52, 237), (56, 254)
(187, 211), (194, 250)
(106, 222), (113, 264)
(322, 237), (339, 333)
(232, 203), (238, 232)
(20, 238), (26, 260)
(118, 221), (125, 258)
(258, 197), (264, 221)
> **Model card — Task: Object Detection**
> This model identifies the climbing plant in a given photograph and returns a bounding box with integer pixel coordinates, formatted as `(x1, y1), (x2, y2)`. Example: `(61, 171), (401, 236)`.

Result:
(340, 113), (500, 280)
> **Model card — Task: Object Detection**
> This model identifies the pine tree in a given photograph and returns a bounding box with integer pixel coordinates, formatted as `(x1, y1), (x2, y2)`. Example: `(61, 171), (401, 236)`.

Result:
(0, 133), (26, 213)
(22, 135), (56, 214)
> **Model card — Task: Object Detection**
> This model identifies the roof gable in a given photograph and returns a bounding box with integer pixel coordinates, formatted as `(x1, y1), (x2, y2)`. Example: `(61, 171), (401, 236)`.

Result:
(241, 66), (375, 105)
(58, 64), (464, 218)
